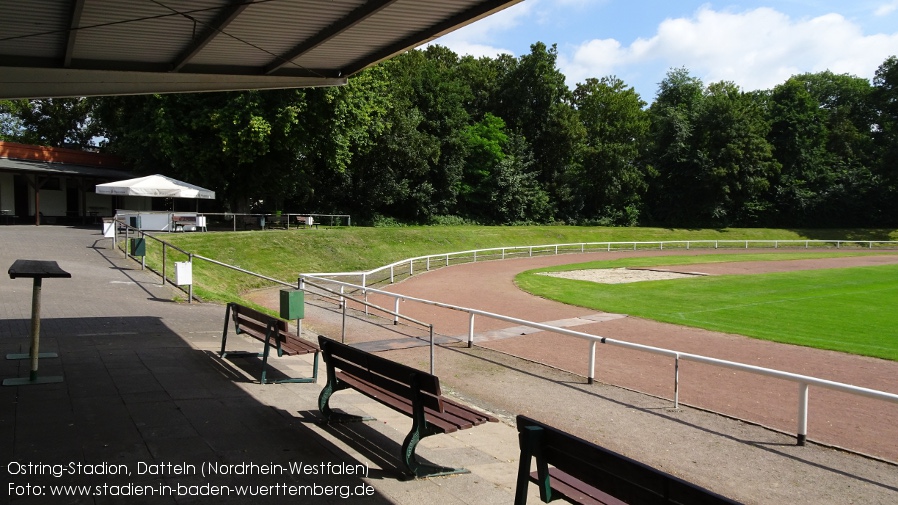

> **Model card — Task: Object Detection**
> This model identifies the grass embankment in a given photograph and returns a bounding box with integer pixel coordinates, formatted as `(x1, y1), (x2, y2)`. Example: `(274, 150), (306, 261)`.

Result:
(516, 253), (898, 361)
(135, 226), (898, 360)
(142, 226), (898, 304)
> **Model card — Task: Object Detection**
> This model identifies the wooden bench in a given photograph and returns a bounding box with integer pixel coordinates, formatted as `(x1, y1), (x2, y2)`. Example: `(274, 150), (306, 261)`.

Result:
(295, 215), (318, 228)
(515, 415), (742, 505)
(171, 214), (198, 232)
(220, 303), (319, 384)
(316, 335), (498, 478)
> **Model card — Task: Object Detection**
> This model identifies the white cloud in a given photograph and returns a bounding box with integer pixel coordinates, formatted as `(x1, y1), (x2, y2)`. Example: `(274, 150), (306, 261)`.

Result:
(430, 0), (536, 56)
(559, 6), (898, 95)
(875, 1), (898, 16)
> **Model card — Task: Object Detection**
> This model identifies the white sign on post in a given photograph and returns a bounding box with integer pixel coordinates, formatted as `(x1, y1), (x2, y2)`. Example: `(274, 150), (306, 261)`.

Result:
(174, 261), (192, 285)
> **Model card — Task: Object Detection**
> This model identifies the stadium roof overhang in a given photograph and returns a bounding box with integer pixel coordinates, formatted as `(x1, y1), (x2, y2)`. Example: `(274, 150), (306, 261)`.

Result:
(0, 0), (522, 99)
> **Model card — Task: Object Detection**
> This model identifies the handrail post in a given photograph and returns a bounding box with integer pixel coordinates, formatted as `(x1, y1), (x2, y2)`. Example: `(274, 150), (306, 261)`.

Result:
(409, 259), (414, 277)
(467, 313), (475, 348)
(187, 254), (193, 304)
(429, 325), (435, 375)
(588, 340), (596, 385)
(341, 301), (346, 343)
(140, 231), (146, 270)
(393, 297), (400, 325)
(674, 354), (680, 409)
(161, 242), (166, 286)
(390, 265), (394, 283)
(797, 383), (809, 446)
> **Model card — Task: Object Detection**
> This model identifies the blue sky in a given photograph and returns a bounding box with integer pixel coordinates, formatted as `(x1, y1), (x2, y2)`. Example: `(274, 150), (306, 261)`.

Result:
(431, 1), (898, 101)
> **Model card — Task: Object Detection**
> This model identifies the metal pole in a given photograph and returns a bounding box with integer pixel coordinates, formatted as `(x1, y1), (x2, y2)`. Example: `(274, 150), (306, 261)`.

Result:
(674, 355), (680, 409)
(188, 254), (193, 304)
(341, 301), (346, 343)
(797, 383), (809, 446)
(393, 297), (400, 325)
(28, 277), (42, 381)
(161, 242), (166, 286)
(429, 325), (435, 375)
(587, 340), (596, 385)
(467, 313), (475, 348)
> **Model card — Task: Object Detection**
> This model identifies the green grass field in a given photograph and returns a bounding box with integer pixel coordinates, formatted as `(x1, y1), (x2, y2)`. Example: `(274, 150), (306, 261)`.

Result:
(515, 253), (898, 361)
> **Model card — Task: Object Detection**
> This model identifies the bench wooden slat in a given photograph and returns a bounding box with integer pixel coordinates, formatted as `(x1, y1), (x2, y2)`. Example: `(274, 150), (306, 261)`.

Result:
(336, 371), (484, 433)
(530, 469), (626, 505)
(220, 303), (319, 384)
(317, 335), (498, 478)
(328, 341), (443, 393)
(516, 415), (742, 505)
(329, 354), (443, 413)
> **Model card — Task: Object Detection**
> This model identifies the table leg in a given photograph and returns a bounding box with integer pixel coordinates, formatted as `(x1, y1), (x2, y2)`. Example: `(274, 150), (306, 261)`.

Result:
(6, 276), (58, 360)
(2, 277), (62, 385)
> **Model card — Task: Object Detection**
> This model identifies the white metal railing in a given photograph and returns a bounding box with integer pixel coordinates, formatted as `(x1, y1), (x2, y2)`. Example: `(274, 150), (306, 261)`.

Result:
(299, 239), (898, 446)
(303, 239), (898, 287)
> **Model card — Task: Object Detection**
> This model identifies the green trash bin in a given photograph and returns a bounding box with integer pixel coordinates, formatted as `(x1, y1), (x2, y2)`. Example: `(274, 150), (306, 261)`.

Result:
(130, 238), (146, 256)
(280, 290), (304, 320)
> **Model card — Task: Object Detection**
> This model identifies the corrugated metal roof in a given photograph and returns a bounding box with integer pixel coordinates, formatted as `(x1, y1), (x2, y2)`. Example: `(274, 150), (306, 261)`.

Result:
(0, 0), (523, 98)
(0, 157), (134, 180)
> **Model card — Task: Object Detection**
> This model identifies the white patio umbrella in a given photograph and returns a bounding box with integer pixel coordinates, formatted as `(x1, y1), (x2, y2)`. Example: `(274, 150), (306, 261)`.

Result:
(95, 174), (215, 199)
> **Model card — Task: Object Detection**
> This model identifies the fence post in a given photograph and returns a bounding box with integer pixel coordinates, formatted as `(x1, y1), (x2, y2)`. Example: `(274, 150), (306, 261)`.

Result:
(161, 242), (166, 286)
(474, 251), (477, 262)
(797, 383), (809, 446)
(674, 355), (680, 409)
(410, 259), (414, 277)
(426, 257), (430, 271)
(393, 297), (400, 325)
(467, 313), (475, 348)
(588, 340), (596, 385)
(390, 265), (394, 283)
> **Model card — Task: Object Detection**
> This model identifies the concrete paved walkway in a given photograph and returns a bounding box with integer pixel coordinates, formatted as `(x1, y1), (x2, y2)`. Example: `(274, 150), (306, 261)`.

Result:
(0, 226), (533, 505)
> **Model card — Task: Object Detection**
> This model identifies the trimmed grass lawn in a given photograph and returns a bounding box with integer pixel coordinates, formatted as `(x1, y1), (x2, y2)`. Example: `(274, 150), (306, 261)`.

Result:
(516, 254), (898, 361)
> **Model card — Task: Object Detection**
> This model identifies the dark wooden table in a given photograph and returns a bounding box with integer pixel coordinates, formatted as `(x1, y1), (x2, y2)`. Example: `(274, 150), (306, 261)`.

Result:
(4, 259), (71, 386)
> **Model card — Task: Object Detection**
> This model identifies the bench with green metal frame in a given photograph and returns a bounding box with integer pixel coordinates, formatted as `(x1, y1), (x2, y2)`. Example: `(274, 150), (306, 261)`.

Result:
(316, 335), (498, 478)
(220, 303), (319, 384)
(515, 415), (742, 505)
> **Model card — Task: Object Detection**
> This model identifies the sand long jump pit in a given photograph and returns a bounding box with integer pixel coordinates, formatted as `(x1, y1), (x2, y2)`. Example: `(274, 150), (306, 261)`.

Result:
(538, 267), (706, 283)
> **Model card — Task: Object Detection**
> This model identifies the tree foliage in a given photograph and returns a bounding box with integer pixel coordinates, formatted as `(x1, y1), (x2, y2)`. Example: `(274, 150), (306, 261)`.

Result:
(7, 48), (897, 227)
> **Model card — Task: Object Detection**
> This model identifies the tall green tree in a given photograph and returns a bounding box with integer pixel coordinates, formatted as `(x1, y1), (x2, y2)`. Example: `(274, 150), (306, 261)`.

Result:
(648, 70), (777, 226)
(571, 76), (649, 225)
(874, 57), (898, 187)
(693, 81), (778, 225)
(767, 71), (878, 226)
(496, 43), (581, 219)
(93, 90), (311, 211)
(646, 68), (706, 224)
(4, 98), (100, 148)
